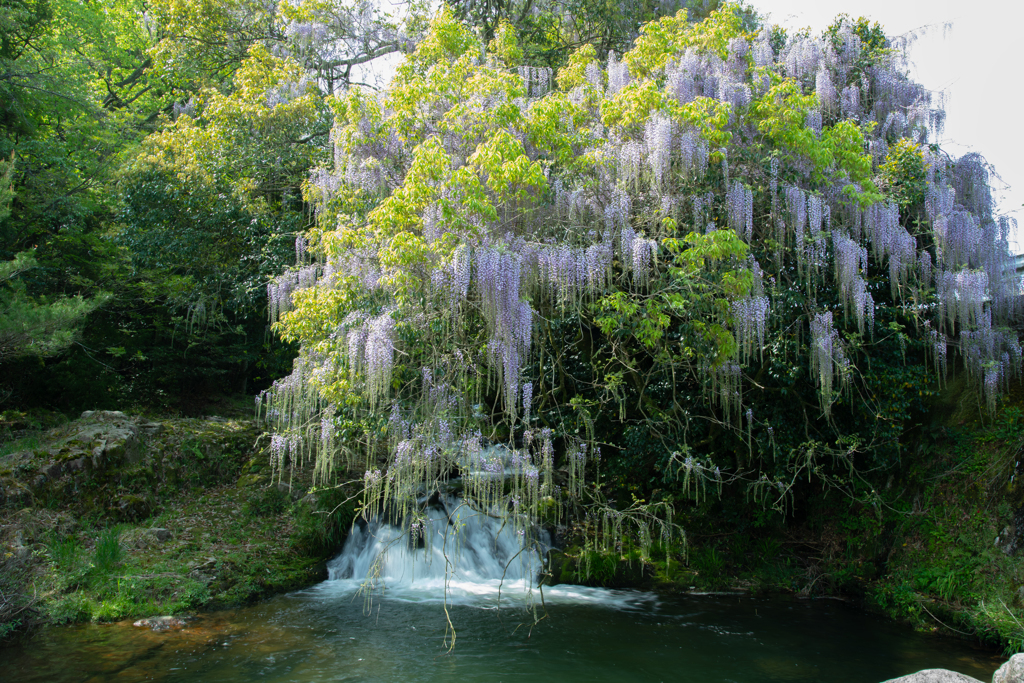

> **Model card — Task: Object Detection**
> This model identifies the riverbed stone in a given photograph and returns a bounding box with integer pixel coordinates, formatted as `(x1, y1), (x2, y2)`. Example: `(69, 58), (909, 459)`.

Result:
(133, 616), (187, 631)
(882, 670), (984, 683)
(80, 410), (129, 421)
(993, 654), (1024, 683)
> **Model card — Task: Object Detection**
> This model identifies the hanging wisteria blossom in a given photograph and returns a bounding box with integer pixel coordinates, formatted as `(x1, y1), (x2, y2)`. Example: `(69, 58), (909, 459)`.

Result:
(256, 6), (1023, 590)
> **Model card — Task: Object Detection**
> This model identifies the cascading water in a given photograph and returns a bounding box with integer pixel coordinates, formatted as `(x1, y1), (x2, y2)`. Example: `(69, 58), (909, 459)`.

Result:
(326, 494), (549, 605)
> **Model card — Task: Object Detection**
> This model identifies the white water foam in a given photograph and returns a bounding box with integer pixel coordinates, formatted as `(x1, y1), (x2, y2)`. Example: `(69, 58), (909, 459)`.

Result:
(323, 495), (655, 611)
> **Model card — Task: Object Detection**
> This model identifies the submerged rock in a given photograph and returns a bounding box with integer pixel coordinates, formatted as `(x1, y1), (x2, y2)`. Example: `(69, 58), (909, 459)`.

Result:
(994, 654), (1024, 683)
(132, 616), (187, 631)
(882, 670), (983, 683)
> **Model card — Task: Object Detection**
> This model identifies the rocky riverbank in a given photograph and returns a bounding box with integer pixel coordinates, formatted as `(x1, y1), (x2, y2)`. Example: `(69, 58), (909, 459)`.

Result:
(0, 409), (356, 640)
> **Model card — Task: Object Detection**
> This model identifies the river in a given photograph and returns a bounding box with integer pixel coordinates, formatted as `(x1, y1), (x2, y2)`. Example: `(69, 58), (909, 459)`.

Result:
(1, 499), (1003, 682)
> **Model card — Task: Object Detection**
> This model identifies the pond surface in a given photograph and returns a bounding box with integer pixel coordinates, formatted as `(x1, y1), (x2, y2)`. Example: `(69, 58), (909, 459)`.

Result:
(1, 583), (1001, 683)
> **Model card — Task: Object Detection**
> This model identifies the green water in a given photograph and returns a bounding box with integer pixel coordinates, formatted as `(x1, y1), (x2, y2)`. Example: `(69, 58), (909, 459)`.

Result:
(0, 583), (1001, 682)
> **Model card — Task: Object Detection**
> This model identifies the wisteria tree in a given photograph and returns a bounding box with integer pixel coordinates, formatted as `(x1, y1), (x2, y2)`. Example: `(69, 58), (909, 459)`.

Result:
(261, 5), (1022, 571)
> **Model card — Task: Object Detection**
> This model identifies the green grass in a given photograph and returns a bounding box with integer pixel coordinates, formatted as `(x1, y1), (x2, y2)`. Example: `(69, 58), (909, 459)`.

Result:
(242, 486), (289, 517)
(0, 435), (40, 458)
(48, 536), (82, 570)
(92, 527), (125, 574)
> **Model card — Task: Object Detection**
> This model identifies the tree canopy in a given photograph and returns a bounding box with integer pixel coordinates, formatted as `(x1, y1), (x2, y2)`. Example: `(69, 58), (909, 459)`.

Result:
(0, 0), (698, 411)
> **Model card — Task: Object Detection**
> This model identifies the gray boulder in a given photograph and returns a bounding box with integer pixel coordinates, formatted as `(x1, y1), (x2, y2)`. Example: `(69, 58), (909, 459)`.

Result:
(883, 670), (984, 683)
(994, 654), (1024, 683)
(74, 411), (141, 466)
(79, 410), (129, 421)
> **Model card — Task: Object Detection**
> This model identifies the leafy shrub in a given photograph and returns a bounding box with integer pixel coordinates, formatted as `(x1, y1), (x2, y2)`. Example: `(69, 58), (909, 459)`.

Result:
(46, 592), (92, 626)
(690, 546), (728, 588)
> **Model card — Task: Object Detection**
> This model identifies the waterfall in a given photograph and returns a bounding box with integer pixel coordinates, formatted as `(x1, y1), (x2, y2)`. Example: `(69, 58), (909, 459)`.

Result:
(323, 494), (653, 610)
(326, 495), (548, 602)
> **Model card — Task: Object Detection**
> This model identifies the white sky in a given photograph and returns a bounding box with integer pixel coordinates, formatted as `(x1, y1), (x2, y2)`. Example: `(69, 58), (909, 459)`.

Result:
(758, 0), (1024, 253)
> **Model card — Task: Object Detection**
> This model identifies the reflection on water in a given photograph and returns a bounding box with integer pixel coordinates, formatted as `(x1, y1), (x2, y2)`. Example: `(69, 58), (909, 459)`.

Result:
(1, 585), (1002, 683)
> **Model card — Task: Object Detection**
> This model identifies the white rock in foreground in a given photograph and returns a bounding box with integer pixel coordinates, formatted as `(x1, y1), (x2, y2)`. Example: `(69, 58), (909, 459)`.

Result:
(994, 654), (1024, 683)
(883, 670), (983, 683)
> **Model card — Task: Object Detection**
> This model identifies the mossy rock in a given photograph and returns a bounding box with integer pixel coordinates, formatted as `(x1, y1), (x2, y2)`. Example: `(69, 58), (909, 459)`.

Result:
(111, 494), (156, 522)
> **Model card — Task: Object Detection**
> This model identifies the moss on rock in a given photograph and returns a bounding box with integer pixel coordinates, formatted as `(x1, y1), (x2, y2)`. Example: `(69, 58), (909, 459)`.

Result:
(0, 409), (357, 641)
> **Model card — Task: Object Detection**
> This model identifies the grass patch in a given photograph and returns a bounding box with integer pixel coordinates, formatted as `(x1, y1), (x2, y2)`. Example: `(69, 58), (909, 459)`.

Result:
(0, 435), (40, 458)
(92, 526), (125, 574)
(242, 486), (289, 518)
(48, 535), (82, 571)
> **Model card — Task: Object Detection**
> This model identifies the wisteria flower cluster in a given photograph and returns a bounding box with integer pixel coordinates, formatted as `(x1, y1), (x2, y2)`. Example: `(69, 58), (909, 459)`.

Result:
(258, 6), (1021, 573)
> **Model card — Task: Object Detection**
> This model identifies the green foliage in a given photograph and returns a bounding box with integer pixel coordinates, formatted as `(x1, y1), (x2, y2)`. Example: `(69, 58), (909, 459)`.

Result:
(879, 139), (927, 214)
(243, 486), (290, 518)
(450, 0), (714, 68)
(47, 535), (83, 572)
(0, 251), (105, 362)
(689, 545), (732, 589)
(0, 0), (333, 412)
(625, 4), (742, 76)
(290, 487), (357, 557)
(750, 82), (880, 203)
(91, 526), (125, 574)
(0, 153), (12, 224)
